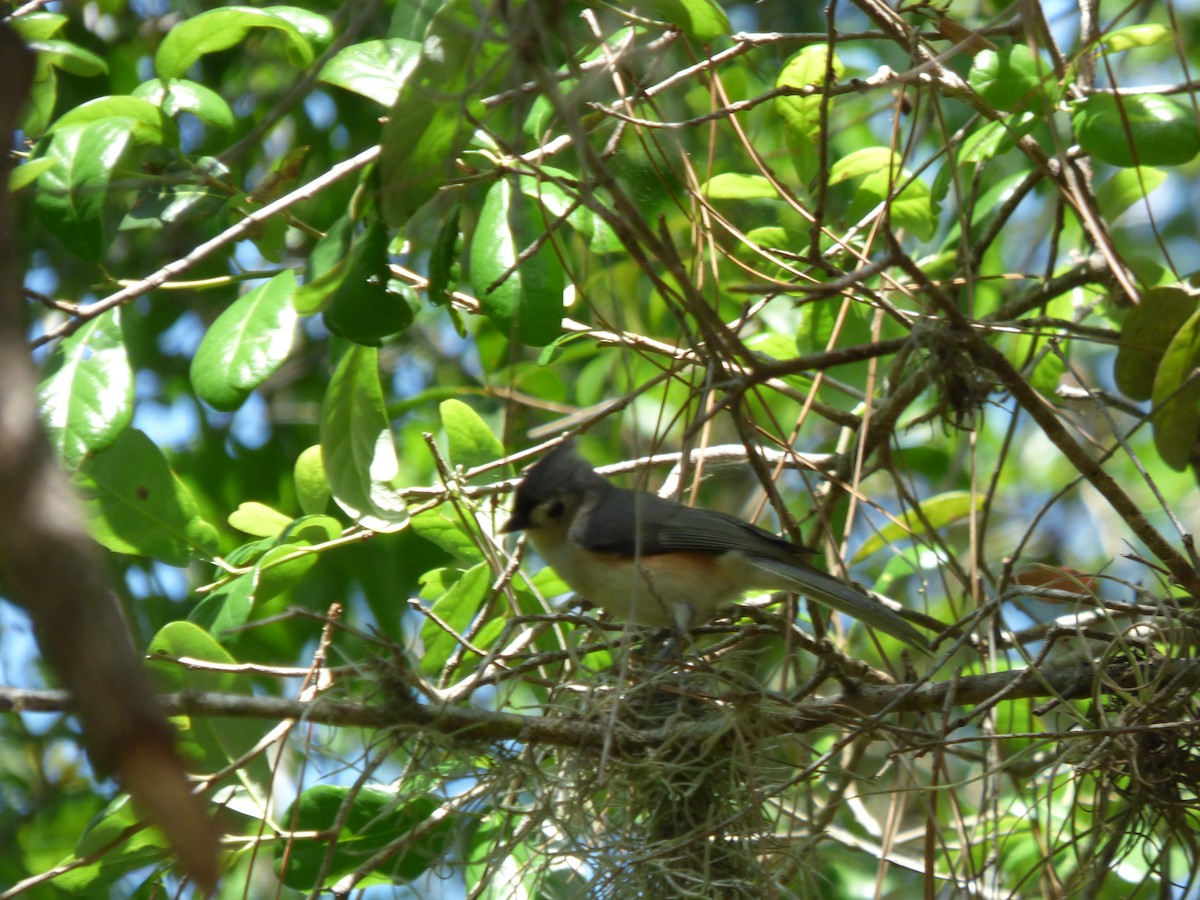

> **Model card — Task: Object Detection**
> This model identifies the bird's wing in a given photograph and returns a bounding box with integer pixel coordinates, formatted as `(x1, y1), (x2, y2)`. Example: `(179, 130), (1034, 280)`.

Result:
(572, 487), (815, 560)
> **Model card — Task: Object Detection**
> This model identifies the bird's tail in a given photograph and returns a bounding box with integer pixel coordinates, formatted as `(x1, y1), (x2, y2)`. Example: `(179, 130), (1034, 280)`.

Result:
(750, 558), (931, 652)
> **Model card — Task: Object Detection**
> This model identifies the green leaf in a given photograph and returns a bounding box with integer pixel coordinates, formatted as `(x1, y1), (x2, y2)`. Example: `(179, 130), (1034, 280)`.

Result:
(190, 270), (298, 411)
(1115, 285), (1200, 400)
(119, 156), (230, 232)
(147, 621), (238, 694)
(1012, 330), (1067, 397)
(775, 45), (844, 182)
(38, 309), (132, 467)
(419, 563), (490, 676)
(187, 575), (256, 644)
(263, 6), (333, 43)
(1099, 24), (1173, 52)
(74, 429), (220, 565)
(700, 173), (778, 200)
(279, 786), (456, 888)
(11, 12), (67, 41)
(829, 147), (898, 184)
(469, 176), (565, 346)
(26, 39), (108, 76)
(32, 120), (133, 261)
(1073, 94), (1200, 167)
(1152, 305), (1200, 470)
(49, 96), (170, 146)
(440, 399), (504, 472)
(147, 622), (270, 792)
(830, 148), (935, 241)
(323, 221), (412, 345)
(411, 508), (484, 562)
(252, 516), (341, 605)
(852, 491), (985, 563)
(320, 346), (409, 531)
(955, 112), (1038, 169)
(634, 0), (729, 41)
(1094, 167), (1166, 219)
(379, 0), (504, 225)
(318, 38), (420, 108)
(969, 44), (1049, 114)
(294, 445), (331, 515)
(228, 501), (294, 537)
(155, 7), (316, 78)
(66, 796), (172, 891)
(132, 78), (235, 130)
(295, 213), (353, 314)
(427, 205), (461, 308)
(8, 157), (56, 192)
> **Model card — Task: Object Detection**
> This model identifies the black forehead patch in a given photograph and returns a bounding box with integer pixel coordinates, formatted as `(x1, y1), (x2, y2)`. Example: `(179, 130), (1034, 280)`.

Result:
(513, 439), (606, 505)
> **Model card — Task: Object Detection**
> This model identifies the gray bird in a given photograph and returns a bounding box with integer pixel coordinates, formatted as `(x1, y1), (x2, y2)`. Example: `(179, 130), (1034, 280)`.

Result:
(502, 441), (930, 651)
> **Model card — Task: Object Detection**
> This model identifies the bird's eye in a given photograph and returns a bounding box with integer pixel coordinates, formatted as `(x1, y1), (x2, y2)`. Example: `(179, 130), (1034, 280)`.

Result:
(546, 499), (565, 519)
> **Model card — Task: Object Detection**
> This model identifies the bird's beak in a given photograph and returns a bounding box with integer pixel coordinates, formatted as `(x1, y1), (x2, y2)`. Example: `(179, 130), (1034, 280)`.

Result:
(500, 511), (528, 534)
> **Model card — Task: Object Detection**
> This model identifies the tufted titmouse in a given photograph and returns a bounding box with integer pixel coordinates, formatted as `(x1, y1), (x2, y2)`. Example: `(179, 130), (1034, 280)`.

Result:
(502, 441), (931, 651)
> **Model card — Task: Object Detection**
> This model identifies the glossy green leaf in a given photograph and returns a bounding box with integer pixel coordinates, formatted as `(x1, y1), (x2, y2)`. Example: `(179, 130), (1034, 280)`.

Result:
(514, 165), (621, 256)
(74, 429), (220, 565)
(323, 221), (412, 345)
(411, 508), (484, 562)
(9, 157), (56, 192)
(120, 156), (229, 232)
(11, 12), (67, 40)
(32, 120), (133, 261)
(50, 96), (170, 146)
(830, 148), (935, 240)
(1099, 24), (1173, 52)
(228, 501), (294, 537)
(635, 0), (729, 41)
(318, 38), (420, 108)
(295, 213), (352, 314)
(427, 205), (461, 308)
(38, 309), (132, 467)
(294, 445), (331, 515)
(263, 6), (333, 42)
(469, 177), (565, 346)
(954, 112), (1039, 170)
(440, 399), (504, 472)
(67, 796), (172, 889)
(1151, 306), (1200, 470)
(252, 517), (340, 605)
(1095, 166), (1166, 219)
(419, 563), (490, 676)
(1115, 285), (1199, 400)
(320, 346), (409, 531)
(191, 270), (298, 411)
(700, 173), (778, 200)
(775, 45), (843, 182)
(1073, 94), (1200, 167)
(132, 78), (235, 130)
(155, 7), (315, 79)
(852, 491), (984, 563)
(741, 226), (793, 253)
(147, 622), (269, 791)
(187, 575), (256, 644)
(22, 58), (56, 138)
(379, 0), (503, 225)
(147, 621), (238, 694)
(1012, 330), (1067, 397)
(829, 147), (899, 184)
(279, 786), (454, 888)
(26, 39), (108, 76)
(969, 45), (1048, 114)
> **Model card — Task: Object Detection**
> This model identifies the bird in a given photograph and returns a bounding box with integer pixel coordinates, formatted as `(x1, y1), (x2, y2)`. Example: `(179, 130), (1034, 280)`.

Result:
(501, 440), (931, 651)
